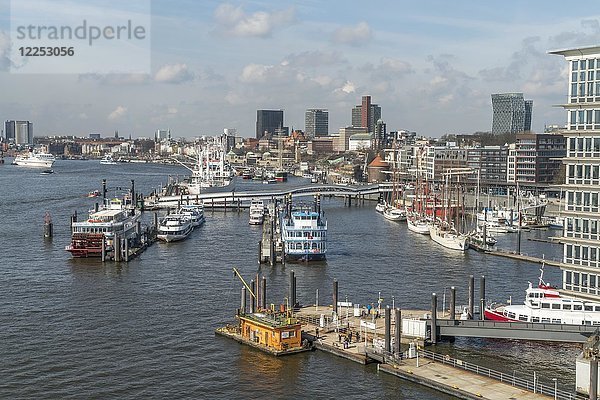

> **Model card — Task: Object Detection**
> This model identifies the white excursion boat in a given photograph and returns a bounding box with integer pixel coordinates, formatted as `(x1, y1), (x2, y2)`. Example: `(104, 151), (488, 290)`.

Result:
(100, 154), (119, 165)
(249, 199), (265, 225)
(157, 214), (193, 242)
(485, 267), (600, 325)
(281, 208), (327, 261)
(13, 150), (55, 168)
(65, 198), (141, 257)
(429, 223), (468, 251)
(382, 206), (406, 221)
(179, 204), (205, 227)
(407, 217), (430, 235)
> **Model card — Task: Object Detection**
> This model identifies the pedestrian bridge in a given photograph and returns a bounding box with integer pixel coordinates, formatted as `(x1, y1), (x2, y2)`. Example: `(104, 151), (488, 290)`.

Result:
(145, 183), (389, 209)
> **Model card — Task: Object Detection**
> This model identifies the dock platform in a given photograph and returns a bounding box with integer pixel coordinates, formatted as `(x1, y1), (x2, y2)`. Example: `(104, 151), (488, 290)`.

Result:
(379, 359), (553, 400)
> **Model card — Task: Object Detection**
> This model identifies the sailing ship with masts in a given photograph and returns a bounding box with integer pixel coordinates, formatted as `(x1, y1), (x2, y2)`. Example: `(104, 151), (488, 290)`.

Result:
(175, 135), (233, 194)
(428, 168), (469, 251)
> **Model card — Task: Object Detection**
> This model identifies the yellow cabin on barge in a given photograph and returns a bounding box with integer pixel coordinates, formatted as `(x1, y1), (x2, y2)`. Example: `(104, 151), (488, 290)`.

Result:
(238, 311), (302, 352)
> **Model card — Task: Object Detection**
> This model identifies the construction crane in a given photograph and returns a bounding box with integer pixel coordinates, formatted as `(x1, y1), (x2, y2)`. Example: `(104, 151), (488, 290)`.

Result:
(233, 267), (256, 300)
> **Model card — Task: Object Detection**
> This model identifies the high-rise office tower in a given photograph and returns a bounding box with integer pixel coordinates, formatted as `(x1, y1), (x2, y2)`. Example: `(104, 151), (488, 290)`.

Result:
(491, 93), (533, 134)
(5, 120), (33, 144)
(351, 95), (381, 133)
(550, 46), (600, 301)
(256, 110), (284, 139)
(305, 109), (329, 137)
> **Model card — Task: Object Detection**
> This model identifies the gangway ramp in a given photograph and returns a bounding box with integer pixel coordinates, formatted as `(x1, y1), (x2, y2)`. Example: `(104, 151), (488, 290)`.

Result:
(431, 319), (597, 343)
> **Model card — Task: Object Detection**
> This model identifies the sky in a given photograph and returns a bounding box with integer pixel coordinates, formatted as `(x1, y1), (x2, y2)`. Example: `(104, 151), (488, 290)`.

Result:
(1, 0), (600, 139)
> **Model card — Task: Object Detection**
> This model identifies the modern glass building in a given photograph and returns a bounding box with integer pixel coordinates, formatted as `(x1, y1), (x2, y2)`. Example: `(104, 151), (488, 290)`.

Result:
(256, 110), (284, 139)
(4, 120), (33, 145)
(304, 109), (328, 137)
(550, 46), (600, 299)
(491, 93), (533, 134)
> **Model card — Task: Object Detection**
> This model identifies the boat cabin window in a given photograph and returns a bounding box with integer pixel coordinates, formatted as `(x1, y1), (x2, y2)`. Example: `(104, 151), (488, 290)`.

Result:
(518, 315), (528, 321)
(585, 321), (592, 325)
(551, 304), (560, 310)
(585, 305), (593, 311)
(593, 321), (600, 326)
(541, 318), (551, 323)
(541, 303), (550, 309)
(551, 318), (562, 324)
(563, 304), (572, 310)
(531, 317), (540, 323)
(574, 305), (583, 311)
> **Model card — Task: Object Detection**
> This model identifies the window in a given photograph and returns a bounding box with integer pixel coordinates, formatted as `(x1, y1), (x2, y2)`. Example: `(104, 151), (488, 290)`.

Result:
(563, 304), (572, 310)
(552, 318), (562, 324)
(541, 303), (550, 309)
(552, 303), (561, 309)
(519, 315), (528, 321)
(574, 305), (583, 311)
(542, 318), (551, 323)
(586, 305), (594, 311)
(573, 60), (579, 71)
(531, 317), (540, 323)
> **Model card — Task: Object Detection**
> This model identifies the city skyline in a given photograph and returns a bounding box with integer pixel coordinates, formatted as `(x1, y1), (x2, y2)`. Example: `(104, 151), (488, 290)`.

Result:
(0, 1), (599, 138)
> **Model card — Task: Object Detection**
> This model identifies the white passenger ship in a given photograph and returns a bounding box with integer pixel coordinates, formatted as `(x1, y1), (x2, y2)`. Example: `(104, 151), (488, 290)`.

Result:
(281, 208), (327, 261)
(485, 267), (600, 325)
(157, 213), (193, 242)
(249, 199), (265, 225)
(65, 198), (141, 257)
(13, 150), (55, 168)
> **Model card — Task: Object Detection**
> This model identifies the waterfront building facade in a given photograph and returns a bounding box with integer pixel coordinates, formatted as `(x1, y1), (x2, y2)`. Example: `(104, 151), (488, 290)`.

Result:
(419, 146), (468, 181)
(505, 133), (566, 185)
(256, 110), (284, 139)
(304, 109), (329, 138)
(550, 46), (600, 299)
(491, 93), (533, 134)
(466, 145), (509, 185)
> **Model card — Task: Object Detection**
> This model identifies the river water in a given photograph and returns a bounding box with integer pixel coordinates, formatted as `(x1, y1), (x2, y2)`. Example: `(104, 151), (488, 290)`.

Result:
(0, 160), (578, 399)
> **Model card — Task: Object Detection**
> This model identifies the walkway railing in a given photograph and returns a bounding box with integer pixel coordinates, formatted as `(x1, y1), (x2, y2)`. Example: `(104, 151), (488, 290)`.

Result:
(420, 349), (586, 400)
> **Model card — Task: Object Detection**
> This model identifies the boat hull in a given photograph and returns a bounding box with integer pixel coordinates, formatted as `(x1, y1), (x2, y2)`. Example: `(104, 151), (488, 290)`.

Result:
(407, 220), (430, 235)
(429, 226), (468, 251)
(285, 252), (327, 262)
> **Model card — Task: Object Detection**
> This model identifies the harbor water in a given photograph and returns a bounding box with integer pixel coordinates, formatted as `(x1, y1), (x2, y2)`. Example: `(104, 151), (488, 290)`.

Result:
(0, 160), (577, 399)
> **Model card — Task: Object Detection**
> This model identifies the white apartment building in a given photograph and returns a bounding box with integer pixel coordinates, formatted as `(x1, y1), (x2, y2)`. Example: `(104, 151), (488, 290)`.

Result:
(550, 46), (600, 299)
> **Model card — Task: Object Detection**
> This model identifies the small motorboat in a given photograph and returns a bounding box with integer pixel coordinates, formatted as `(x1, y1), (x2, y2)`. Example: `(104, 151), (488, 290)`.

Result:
(87, 190), (101, 197)
(40, 169), (54, 175)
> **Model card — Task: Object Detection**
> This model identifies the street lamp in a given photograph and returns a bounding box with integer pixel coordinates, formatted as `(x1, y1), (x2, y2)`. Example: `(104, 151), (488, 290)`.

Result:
(552, 378), (557, 400)
(392, 295), (395, 309)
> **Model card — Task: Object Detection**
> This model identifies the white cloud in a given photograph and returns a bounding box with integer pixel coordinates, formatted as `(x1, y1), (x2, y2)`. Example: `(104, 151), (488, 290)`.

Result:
(335, 81), (356, 94)
(155, 64), (194, 84)
(214, 4), (295, 38)
(331, 22), (372, 46)
(108, 106), (128, 121)
(240, 63), (273, 83)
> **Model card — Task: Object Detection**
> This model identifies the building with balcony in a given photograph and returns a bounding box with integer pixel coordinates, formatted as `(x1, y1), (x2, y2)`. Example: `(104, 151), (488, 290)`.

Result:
(549, 45), (600, 300)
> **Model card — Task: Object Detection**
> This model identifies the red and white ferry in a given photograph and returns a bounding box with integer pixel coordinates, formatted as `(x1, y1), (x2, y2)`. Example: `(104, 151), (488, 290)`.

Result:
(484, 267), (600, 325)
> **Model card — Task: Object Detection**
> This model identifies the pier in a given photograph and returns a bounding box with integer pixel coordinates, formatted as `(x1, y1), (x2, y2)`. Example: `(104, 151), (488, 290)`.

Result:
(219, 271), (589, 400)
